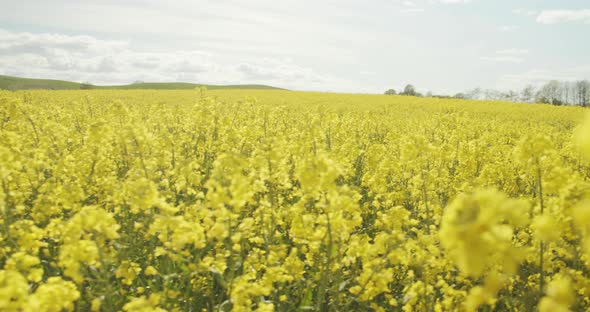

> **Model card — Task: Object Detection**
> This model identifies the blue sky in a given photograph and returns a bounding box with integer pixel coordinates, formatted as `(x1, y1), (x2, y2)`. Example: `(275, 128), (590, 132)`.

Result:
(0, 0), (589, 94)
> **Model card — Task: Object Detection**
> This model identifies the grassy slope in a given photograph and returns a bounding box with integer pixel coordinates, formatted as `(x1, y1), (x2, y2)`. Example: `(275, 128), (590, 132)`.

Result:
(0, 75), (283, 91)
(0, 75), (82, 90)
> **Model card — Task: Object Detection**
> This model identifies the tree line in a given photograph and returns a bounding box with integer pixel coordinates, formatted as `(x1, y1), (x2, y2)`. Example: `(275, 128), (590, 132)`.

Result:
(384, 84), (421, 97)
(385, 80), (590, 107)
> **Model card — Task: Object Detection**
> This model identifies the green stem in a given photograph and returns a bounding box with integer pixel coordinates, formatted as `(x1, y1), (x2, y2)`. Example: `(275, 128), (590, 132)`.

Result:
(537, 164), (545, 295)
(317, 203), (333, 312)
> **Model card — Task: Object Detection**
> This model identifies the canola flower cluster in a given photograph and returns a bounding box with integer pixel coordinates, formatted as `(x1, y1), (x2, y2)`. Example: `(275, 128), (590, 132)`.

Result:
(1, 89), (590, 311)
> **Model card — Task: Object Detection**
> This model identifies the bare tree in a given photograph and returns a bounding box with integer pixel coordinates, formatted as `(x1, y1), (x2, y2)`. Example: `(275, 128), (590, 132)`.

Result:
(423, 79), (590, 106)
(561, 81), (574, 105)
(575, 80), (590, 107)
(536, 80), (562, 105)
(521, 85), (536, 103)
(502, 90), (519, 102)
(484, 89), (502, 100)
(466, 87), (483, 100)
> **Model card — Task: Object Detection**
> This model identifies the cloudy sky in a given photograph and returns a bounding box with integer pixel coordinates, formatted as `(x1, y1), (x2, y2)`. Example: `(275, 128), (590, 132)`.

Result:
(1, 0), (589, 94)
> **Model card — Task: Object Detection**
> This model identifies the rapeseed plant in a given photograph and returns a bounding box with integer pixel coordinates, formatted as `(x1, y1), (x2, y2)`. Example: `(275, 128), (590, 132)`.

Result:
(0, 89), (589, 311)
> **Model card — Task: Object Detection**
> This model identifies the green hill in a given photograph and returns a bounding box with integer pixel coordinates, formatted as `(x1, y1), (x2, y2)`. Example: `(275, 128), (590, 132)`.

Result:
(0, 75), (284, 91)
(0, 75), (83, 90)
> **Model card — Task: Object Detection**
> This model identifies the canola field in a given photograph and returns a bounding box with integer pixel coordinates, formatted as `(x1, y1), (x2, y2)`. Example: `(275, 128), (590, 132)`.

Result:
(1, 89), (590, 312)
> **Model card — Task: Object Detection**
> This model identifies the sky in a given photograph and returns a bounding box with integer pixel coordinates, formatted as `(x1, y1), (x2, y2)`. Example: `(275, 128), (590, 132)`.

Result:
(0, 0), (589, 94)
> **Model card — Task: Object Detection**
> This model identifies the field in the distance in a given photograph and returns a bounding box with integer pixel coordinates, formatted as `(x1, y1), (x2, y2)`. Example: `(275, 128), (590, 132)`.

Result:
(1, 89), (590, 311)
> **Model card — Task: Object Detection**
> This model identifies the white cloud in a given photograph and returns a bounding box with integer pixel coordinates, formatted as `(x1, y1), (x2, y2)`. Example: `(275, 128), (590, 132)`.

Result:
(360, 70), (377, 75)
(392, 0), (425, 13)
(402, 0), (417, 7)
(0, 28), (331, 89)
(0, 1), (588, 95)
(236, 59), (321, 82)
(393, 0), (470, 12)
(496, 49), (529, 55)
(497, 25), (519, 32)
(480, 48), (529, 64)
(0, 28), (126, 55)
(401, 8), (426, 13)
(512, 8), (538, 17)
(480, 56), (524, 63)
(438, 0), (471, 4)
(536, 9), (590, 24)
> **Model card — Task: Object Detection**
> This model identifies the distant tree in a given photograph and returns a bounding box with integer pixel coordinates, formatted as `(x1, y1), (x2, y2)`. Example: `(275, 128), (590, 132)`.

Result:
(80, 82), (94, 90)
(455, 80), (589, 106)
(465, 87), (483, 100)
(484, 89), (503, 100)
(575, 80), (590, 107)
(426, 91), (433, 97)
(384, 89), (397, 95)
(536, 80), (561, 105)
(520, 85), (536, 103)
(501, 90), (519, 102)
(401, 84), (418, 96)
(453, 93), (467, 99)
(552, 98), (564, 106)
(561, 81), (574, 105)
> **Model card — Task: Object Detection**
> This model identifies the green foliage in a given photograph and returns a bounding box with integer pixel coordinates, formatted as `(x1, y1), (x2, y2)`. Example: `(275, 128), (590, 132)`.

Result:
(400, 84), (422, 97)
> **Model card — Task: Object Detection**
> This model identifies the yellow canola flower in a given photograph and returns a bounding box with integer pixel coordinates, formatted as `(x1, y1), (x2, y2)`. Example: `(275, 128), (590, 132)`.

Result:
(440, 189), (529, 276)
(531, 214), (561, 242)
(5, 252), (43, 282)
(230, 274), (272, 312)
(91, 298), (102, 312)
(59, 239), (99, 284)
(9, 220), (48, 255)
(123, 296), (167, 312)
(116, 261), (142, 285)
(148, 214), (206, 250)
(1, 89), (590, 311)
(573, 200), (590, 264)
(574, 112), (590, 160)
(145, 265), (159, 276)
(26, 277), (80, 312)
(539, 275), (574, 312)
(514, 134), (553, 165)
(0, 270), (29, 310)
(463, 272), (507, 311)
(125, 178), (175, 214)
(255, 302), (274, 312)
